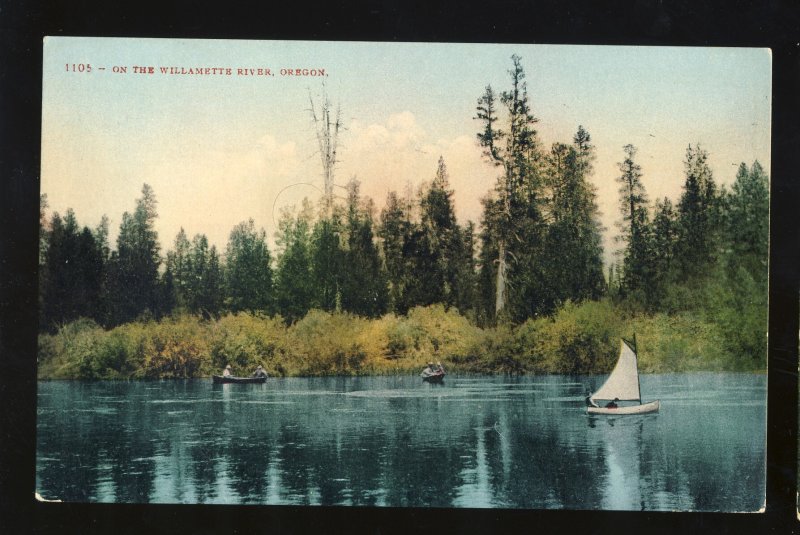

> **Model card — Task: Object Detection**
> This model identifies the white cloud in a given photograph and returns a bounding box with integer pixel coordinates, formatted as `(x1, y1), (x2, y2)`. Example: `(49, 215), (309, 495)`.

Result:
(338, 112), (496, 225)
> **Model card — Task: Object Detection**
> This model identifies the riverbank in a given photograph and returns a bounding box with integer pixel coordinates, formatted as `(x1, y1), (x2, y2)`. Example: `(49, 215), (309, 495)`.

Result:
(37, 301), (766, 380)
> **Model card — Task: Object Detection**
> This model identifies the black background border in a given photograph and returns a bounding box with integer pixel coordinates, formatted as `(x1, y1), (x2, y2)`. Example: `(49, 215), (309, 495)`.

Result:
(2, 1), (798, 534)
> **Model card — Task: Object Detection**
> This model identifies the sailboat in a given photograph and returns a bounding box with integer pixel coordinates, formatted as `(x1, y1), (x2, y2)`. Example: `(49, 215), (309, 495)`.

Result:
(586, 336), (660, 415)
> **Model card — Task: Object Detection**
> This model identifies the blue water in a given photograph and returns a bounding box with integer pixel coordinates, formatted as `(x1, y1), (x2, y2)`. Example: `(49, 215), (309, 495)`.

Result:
(35, 373), (765, 511)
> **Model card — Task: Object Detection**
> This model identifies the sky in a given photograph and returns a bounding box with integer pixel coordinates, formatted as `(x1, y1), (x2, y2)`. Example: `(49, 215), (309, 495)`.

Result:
(41, 38), (771, 265)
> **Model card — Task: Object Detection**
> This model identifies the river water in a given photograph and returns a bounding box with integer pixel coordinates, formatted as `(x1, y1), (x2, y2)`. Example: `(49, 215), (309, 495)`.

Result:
(35, 374), (765, 511)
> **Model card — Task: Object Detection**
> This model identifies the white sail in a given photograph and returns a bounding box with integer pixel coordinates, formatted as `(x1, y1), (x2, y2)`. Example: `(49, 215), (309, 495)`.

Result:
(591, 340), (641, 402)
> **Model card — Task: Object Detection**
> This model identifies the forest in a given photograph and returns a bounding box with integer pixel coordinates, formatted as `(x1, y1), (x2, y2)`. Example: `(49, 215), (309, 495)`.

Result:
(37, 56), (769, 380)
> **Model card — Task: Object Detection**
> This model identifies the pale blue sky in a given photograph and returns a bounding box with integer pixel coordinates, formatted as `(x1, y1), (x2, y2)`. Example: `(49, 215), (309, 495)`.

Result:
(42, 38), (771, 262)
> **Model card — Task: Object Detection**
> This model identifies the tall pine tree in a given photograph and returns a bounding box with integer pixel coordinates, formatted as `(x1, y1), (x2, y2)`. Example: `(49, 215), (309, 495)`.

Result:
(616, 144), (651, 301)
(41, 209), (105, 330)
(108, 184), (162, 324)
(541, 126), (605, 312)
(225, 219), (274, 314)
(183, 234), (223, 318)
(274, 202), (315, 323)
(675, 144), (718, 281)
(378, 190), (413, 314)
(726, 161), (769, 282)
(475, 54), (542, 322)
(310, 212), (344, 312)
(649, 197), (678, 305)
(420, 157), (463, 309)
(340, 180), (388, 317)
(165, 228), (192, 311)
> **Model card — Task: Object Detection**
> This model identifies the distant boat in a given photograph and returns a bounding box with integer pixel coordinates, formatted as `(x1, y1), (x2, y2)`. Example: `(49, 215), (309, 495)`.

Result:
(586, 337), (660, 415)
(212, 375), (267, 384)
(421, 367), (445, 383)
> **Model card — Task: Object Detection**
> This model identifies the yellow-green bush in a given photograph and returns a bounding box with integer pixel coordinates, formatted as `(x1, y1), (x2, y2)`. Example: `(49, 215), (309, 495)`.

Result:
(287, 310), (370, 375)
(532, 299), (624, 374)
(457, 323), (520, 373)
(210, 313), (289, 376)
(401, 304), (484, 363)
(626, 313), (730, 372)
(36, 300), (764, 380)
(38, 318), (107, 379)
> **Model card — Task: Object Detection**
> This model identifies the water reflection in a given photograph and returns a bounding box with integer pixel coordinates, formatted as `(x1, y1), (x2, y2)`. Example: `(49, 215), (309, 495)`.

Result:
(36, 374), (765, 511)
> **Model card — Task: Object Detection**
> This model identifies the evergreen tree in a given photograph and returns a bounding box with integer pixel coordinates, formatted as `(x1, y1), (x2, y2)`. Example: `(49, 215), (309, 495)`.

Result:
(184, 234), (223, 317)
(569, 126), (606, 301)
(225, 219), (274, 313)
(158, 266), (177, 318)
(541, 126), (605, 312)
(616, 144), (651, 300)
(475, 54), (542, 322)
(108, 184), (162, 324)
(378, 191), (412, 314)
(726, 161), (769, 282)
(93, 215), (110, 261)
(454, 221), (478, 317)
(340, 179), (388, 317)
(420, 157), (463, 309)
(41, 211), (71, 328)
(41, 209), (105, 330)
(650, 196), (678, 304)
(476, 197), (501, 326)
(699, 161), (769, 365)
(76, 226), (105, 317)
(310, 212), (344, 312)
(402, 223), (441, 309)
(274, 202), (315, 323)
(165, 228), (192, 311)
(91, 215), (112, 324)
(675, 144), (718, 280)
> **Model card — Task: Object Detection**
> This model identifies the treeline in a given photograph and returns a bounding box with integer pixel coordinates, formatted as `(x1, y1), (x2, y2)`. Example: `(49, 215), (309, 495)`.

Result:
(38, 54), (769, 372)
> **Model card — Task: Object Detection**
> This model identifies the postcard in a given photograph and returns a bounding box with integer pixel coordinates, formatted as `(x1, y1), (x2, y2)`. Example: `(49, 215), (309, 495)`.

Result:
(37, 37), (770, 511)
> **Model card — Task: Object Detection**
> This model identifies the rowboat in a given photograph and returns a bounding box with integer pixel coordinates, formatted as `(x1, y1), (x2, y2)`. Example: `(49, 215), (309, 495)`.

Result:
(421, 371), (445, 383)
(212, 375), (267, 384)
(586, 336), (660, 415)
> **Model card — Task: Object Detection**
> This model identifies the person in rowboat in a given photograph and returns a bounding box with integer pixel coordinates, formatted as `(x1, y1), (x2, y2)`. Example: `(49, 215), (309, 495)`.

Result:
(223, 364), (233, 377)
(252, 365), (268, 378)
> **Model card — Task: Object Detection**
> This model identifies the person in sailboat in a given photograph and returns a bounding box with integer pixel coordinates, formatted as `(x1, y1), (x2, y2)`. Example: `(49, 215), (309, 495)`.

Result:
(605, 397), (619, 409)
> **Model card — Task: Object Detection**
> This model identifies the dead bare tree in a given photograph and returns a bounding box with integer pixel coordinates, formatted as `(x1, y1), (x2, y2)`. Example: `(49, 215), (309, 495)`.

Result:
(308, 84), (342, 215)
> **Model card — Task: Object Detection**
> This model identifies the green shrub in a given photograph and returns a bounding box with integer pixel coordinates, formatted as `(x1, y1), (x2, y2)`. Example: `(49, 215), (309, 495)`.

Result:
(627, 313), (730, 372)
(210, 313), (289, 376)
(288, 310), (370, 375)
(533, 300), (624, 374)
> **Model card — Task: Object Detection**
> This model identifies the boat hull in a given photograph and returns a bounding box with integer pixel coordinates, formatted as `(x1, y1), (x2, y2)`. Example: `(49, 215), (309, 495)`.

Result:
(422, 373), (445, 384)
(212, 375), (267, 384)
(587, 400), (660, 415)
